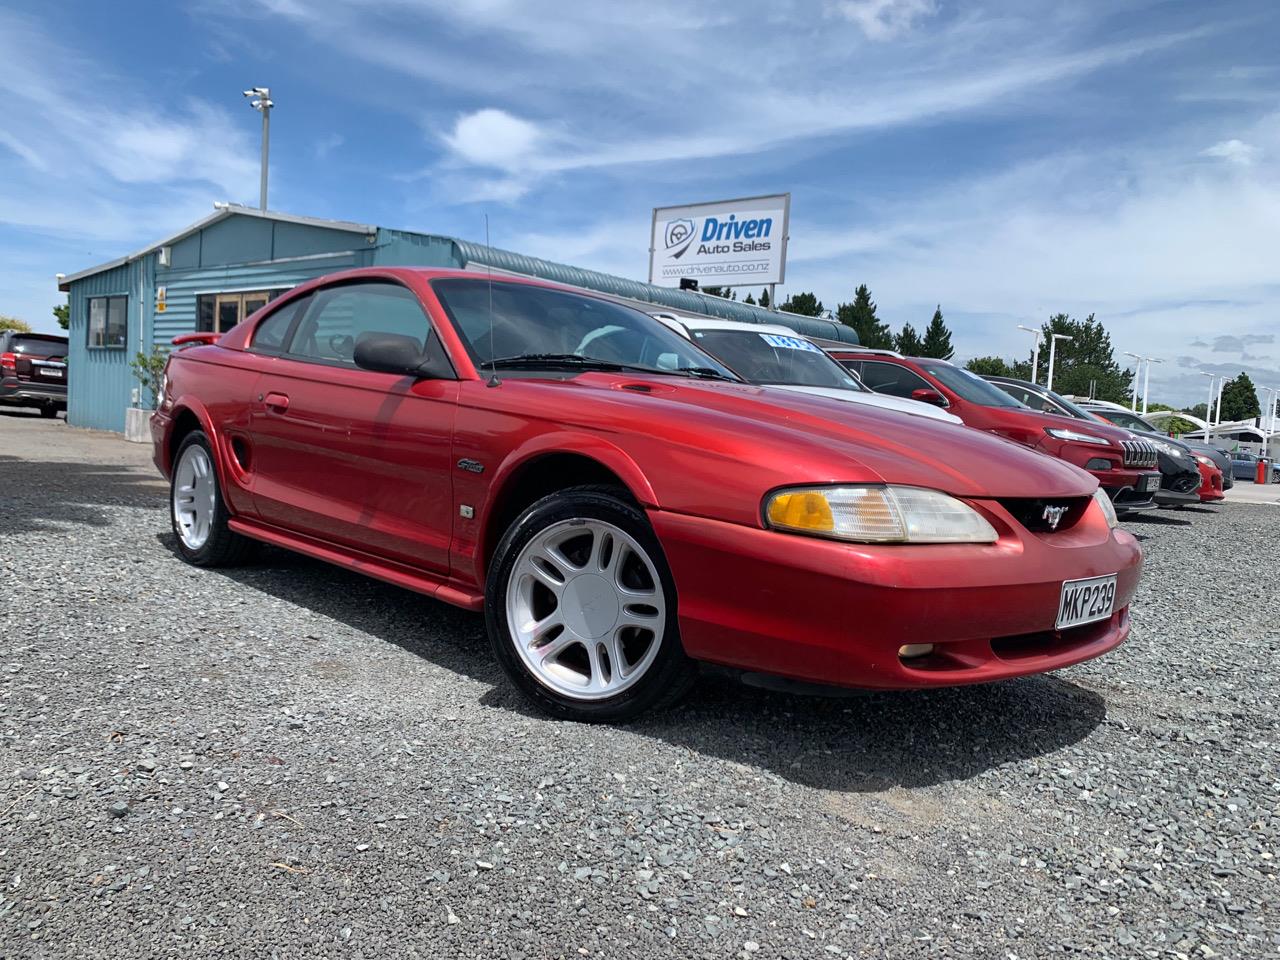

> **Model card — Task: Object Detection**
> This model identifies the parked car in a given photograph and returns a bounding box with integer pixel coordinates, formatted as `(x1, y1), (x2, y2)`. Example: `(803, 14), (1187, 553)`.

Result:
(826, 350), (1161, 515)
(1071, 401), (1233, 491)
(154, 268), (1143, 721)
(1230, 450), (1280, 482)
(651, 314), (962, 424)
(1193, 455), (1225, 503)
(984, 378), (1202, 509)
(0, 331), (68, 418)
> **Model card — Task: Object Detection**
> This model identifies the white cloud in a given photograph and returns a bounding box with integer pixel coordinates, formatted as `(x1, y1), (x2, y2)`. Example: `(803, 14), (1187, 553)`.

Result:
(1201, 138), (1259, 165)
(442, 109), (546, 171)
(826, 0), (938, 40)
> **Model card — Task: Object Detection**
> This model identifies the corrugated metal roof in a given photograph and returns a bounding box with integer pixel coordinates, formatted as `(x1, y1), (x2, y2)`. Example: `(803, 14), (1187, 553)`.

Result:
(59, 204), (377, 290)
(452, 239), (860, 344)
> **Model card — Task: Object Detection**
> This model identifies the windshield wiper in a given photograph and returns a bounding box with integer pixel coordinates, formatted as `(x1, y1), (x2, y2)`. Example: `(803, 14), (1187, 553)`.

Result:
(669, 366), (738, 382)
(484, 354), (628, 371)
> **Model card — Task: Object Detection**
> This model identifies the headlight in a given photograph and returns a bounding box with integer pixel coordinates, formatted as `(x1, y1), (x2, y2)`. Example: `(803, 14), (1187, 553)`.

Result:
(1194, 454), (1215, 467)
(764, 485), (998, 544)
(1092, 488), (1117, 529)
(1150, 439), (1185, 459)
(1045, 427), (1112, 446)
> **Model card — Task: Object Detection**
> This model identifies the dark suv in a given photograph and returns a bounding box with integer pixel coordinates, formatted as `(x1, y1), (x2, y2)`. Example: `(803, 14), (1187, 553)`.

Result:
(0, 331), (68, 418)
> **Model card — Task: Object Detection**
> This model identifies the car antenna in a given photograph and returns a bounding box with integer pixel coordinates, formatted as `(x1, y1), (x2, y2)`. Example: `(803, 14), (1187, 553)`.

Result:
(484, 213), (500, 388)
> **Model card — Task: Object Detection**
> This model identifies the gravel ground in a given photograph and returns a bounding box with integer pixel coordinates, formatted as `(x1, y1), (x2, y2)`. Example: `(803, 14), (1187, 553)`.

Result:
(1, 410), (1277, 959)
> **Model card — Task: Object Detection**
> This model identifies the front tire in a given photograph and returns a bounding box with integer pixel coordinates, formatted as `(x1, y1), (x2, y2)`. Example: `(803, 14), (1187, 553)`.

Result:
(486, 486), (695, 722)
(170, 430), (256, 567)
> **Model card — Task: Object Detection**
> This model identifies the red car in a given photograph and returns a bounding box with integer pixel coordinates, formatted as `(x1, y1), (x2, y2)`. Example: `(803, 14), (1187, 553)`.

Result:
(829, 350), (1161, 515)
(1194, 455), (1225, 502)
(153, 269), (1143, 721)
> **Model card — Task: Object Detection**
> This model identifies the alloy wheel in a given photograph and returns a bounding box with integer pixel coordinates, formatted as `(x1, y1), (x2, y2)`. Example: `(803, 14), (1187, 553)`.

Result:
(173, 444), (217, 550)
(506, 518), (666, 701)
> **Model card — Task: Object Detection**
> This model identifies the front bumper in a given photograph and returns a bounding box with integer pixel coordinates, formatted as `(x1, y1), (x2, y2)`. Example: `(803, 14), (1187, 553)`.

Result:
(651, 503), (1142, 691)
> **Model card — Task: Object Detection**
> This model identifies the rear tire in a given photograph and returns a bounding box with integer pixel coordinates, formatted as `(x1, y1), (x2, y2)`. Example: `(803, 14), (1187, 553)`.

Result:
(170, 430), (256, 567)
(486, 485), (696, 722)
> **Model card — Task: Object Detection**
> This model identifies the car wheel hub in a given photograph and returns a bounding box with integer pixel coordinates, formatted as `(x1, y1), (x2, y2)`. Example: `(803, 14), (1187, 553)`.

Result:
(507, 518), (665, 701)
(173, 445), (216, 550)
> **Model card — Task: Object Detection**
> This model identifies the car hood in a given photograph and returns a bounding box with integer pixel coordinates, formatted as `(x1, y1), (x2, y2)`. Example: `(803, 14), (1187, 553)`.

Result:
(766, 384), (963, 424)
(484, 373), (1099, 502)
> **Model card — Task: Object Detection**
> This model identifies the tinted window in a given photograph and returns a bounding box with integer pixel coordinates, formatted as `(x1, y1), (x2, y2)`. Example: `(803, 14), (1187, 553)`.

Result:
(918, 362), (1025, 407)
(431, 278), (735, 377)
(1093, 409), (1152, 431)
(691, 330), (862, 389)
(10, 335), (68, 358)
(849, 360), (936, 399)
(288, 282), (429, 365)
(252, 295), (310, 354)
(997, 383), (1077, 416)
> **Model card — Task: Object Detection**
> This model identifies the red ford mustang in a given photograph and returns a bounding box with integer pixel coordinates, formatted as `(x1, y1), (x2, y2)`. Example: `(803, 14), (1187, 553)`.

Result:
(153, 268), (1143, 721)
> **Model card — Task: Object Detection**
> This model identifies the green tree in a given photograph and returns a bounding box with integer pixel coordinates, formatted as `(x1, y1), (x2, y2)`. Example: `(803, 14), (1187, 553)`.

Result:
(778, 292), (823, 317)
(836, 284), (894, 349)
(1219, 372), (1261, 422)
(743, 292), (756, 305)
(919, 306), (954, 360)
(1185, 402), (1210, 421)
(53, 299), (70, 330)
(129, 348), (170, 410)
(0, 315), (32, 334)
(758, 288), (770, 309)
(894, 322), (923, 355)
(1033, 313), (1132, 403)
(965, 355), (1030, 378)
(701, 286), (736, 300)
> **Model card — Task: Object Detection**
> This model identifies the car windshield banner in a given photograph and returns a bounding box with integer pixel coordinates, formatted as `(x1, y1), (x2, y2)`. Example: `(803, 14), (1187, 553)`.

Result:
(649, 194), (790, 288)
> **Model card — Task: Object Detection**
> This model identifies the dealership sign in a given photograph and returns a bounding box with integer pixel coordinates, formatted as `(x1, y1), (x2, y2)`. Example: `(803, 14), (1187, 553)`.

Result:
(648, 194), (790, 288)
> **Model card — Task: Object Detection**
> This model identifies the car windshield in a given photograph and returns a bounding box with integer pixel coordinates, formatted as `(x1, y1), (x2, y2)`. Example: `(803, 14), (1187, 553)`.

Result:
(920, 362), (1026, 407)
(689, 329), (864, 390)
(431, 278), (738, 379)
(1091, 409), (1153, 431)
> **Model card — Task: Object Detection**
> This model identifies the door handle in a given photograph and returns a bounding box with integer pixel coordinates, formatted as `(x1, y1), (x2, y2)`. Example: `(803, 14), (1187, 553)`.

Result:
(263, 391), (290, 411)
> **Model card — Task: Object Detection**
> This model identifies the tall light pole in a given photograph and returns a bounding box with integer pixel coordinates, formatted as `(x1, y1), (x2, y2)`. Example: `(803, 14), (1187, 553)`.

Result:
(1215, 377), (1227, 426)
(1046, 333), (1073, 392)
(1199, 372), (1216, 437)
(243, 86), (273, 210)
(1125, 352), (1144, 410)
(1140, 356), (1162, 415)
(1017, 325), (1041, 385)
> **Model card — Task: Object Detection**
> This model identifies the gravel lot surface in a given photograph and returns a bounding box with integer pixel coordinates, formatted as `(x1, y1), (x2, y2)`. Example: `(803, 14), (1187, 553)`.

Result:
(2, 411), (1277, 959)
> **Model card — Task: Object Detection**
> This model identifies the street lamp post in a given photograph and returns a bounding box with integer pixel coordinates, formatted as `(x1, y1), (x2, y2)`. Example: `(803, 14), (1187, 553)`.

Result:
(1124, 352), (1144, 410)
(1017, 325), (1041, 385)
(1215, 377), (1226, 426)
(1046, 333), (1073, 392)
(1140, 357), (1162, 415)
(243, 86), (274, 210)
(1200, 373), (1215, 438)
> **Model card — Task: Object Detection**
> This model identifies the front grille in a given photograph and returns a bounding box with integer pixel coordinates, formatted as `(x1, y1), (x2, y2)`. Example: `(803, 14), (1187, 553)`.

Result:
(998, 496), (1091, 533)
(1120, 439), (1158, 468)
(1166, 473), (1200, 494)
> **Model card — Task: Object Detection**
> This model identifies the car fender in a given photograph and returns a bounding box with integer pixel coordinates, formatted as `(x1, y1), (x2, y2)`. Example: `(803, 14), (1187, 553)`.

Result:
(162, 394), (245, 513)
(486, 431), (659, 510)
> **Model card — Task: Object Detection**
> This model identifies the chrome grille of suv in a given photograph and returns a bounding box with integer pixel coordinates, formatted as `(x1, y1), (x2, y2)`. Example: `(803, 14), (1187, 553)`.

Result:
(1120, 439), (1158, 469)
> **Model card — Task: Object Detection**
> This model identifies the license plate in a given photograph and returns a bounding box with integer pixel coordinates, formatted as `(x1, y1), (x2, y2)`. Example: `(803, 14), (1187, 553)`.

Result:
(40, 367), (64, 378)
(1056, 575), (1117, 630)
(1140, 474), (1159, 492)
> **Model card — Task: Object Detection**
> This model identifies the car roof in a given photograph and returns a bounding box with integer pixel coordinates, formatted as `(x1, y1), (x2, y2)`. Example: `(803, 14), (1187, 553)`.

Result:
(654, 314), (806, 337)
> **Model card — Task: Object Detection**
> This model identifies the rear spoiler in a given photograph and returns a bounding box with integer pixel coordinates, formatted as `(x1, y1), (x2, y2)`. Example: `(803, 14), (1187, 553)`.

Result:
(171, 332), (221, 348)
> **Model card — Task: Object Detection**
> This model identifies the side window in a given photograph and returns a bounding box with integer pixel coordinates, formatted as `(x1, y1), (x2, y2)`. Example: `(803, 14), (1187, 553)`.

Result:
(251, 295), (310, 354)
(287, 282), (430, 366)
(858, 360), (934, 398)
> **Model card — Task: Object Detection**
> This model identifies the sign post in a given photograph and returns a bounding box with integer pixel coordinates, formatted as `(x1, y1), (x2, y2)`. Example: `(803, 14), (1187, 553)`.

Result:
(648, 194), (790, 291)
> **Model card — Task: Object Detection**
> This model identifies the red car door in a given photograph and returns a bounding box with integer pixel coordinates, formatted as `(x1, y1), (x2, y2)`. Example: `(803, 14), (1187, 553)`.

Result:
(247, 280), (459, 576)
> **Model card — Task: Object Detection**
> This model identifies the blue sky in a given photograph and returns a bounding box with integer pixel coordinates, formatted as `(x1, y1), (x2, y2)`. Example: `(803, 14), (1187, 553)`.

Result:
(1, 0), (1277, 406)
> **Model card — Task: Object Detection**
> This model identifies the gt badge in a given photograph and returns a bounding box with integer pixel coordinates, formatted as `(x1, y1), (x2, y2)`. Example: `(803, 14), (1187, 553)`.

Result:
(457, 458), (485, 474)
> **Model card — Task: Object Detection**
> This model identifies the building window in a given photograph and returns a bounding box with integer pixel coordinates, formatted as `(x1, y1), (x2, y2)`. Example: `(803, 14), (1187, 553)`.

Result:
(195, 289), (286, 333)
(88, 295), (128, 349)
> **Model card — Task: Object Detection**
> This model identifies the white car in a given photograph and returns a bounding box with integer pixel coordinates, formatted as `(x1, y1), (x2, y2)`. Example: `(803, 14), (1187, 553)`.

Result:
(651, 314), (963, 424)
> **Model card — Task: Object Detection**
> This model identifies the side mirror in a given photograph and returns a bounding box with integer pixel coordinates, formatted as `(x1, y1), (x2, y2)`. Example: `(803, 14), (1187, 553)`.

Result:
(354, 333), (429, 376)
(911, 387), (948, 407)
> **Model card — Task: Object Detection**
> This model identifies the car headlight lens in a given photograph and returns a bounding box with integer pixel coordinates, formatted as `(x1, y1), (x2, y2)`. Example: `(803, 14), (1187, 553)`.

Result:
(1194, 454), (1214, 467)
(1045, 427), (1112, 446)
(1092, 488), (1117, 529)
(764, 486), (998, 543)
(1151, 439), (1185, 458)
